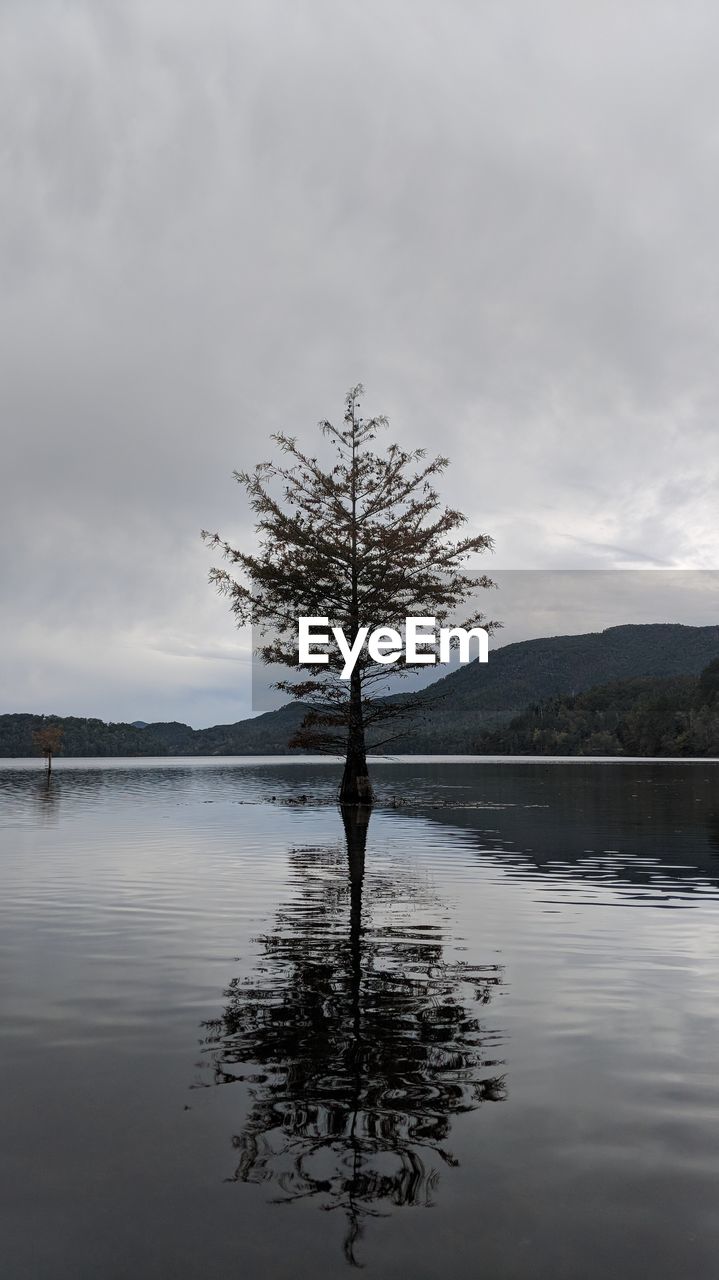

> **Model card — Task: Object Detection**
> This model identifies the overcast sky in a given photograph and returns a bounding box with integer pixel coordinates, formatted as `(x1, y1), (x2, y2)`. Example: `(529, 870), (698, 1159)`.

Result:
(2, 0), (719, 727)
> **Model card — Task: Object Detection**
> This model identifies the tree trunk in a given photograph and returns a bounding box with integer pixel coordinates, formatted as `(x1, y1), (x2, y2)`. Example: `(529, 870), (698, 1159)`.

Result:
(339, 408), (373, 807)
(339, 669), (373, 805)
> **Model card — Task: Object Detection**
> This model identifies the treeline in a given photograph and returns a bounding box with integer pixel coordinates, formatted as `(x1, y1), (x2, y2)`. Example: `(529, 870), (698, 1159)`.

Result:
(0, 714), (195, 758)
(0, 705), (308, 759)
(476, 660), (719, 757)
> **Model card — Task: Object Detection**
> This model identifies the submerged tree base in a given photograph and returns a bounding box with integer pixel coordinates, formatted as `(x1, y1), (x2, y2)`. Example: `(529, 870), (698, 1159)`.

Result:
(338, 766), (374, 806)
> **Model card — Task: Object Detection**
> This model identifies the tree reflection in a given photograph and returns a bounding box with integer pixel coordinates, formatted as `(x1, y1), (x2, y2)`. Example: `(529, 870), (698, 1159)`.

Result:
(197, 808), (506, 1266)
(34, 774), (61, 825)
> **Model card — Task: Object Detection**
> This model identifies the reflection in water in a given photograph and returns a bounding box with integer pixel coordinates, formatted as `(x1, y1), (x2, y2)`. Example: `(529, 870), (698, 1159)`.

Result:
(5, 762), (719, 1277)
(197, 807), (506, 1266)
(35, 774), (60, 825)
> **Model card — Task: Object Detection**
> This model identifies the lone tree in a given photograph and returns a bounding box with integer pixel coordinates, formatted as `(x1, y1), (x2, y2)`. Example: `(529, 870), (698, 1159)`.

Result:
(32, 723), (64, 775)
(203, 385), (496, 804)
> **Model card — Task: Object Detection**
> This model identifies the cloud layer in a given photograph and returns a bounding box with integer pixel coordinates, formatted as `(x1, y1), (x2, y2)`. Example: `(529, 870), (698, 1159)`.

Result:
(3, 1), (719, 725)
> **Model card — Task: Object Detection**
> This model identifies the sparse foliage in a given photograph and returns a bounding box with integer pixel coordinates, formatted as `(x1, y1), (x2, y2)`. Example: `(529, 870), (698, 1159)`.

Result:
(32, 722), (64, 774)
(203, 385), (496, 802)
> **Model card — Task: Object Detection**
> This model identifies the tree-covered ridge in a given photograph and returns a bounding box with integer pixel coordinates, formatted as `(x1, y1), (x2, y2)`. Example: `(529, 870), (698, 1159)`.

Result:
(477, 660), (719, 757)
(386, 621), (719, 751)
(0, 706), (307, 759)
(0, 714), (195, 759)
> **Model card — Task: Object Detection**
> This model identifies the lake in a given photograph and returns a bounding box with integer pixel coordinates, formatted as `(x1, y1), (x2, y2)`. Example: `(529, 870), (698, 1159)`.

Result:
(2, 757), (719, 1278)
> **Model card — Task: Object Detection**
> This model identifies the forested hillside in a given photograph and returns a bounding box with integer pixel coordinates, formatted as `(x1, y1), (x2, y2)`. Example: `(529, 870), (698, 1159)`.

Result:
(477, 661), (719, 756)
(0, 705), (308, 759)
(386, 622), (719, 751)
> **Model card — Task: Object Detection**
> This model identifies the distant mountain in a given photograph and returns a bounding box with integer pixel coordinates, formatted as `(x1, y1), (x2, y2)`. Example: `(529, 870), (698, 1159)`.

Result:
(2, 623), (718, 758)
(131, 721), (148, 729)
(387, 622), (719, 751)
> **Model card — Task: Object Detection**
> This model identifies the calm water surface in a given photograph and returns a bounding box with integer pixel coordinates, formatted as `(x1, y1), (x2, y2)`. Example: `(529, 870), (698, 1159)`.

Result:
(2, 757), (719, 1278)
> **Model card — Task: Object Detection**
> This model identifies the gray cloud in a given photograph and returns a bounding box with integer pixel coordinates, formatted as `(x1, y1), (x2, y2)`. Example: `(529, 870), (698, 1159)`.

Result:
(2, 0), (719, 726)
